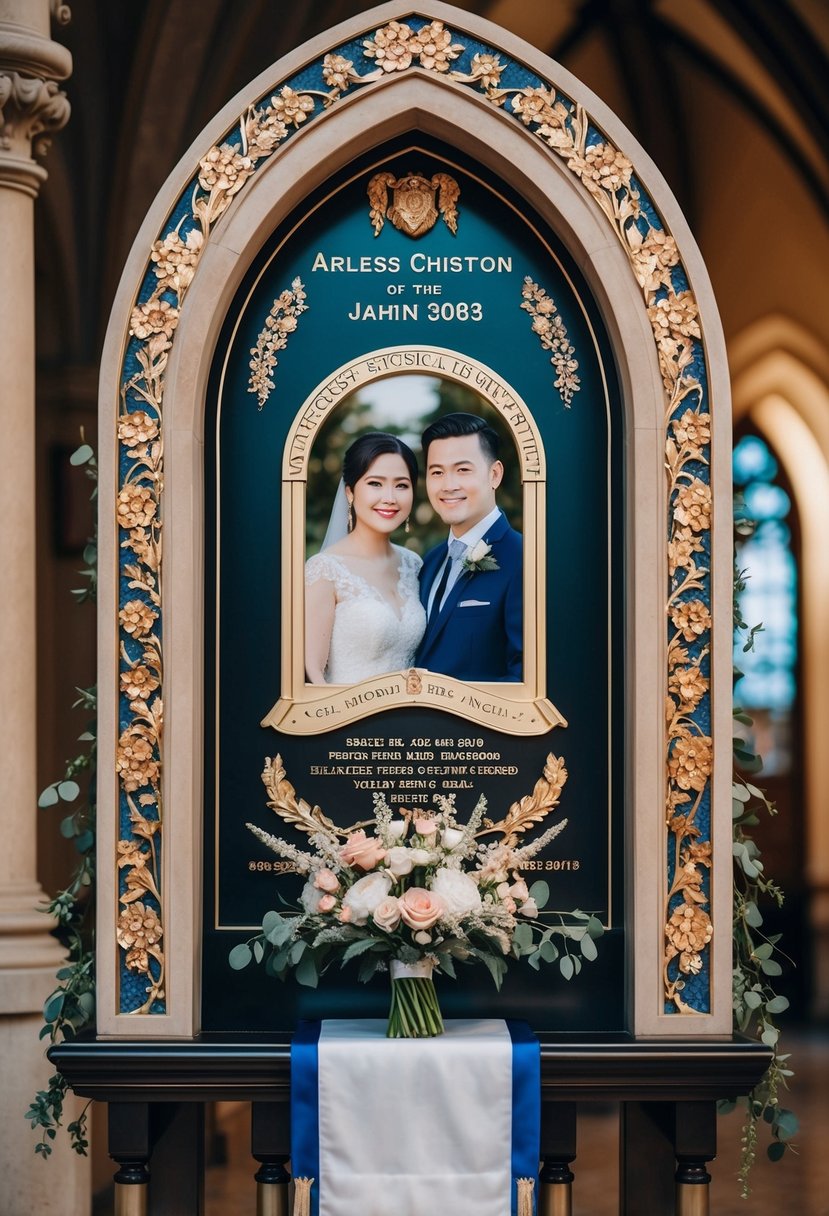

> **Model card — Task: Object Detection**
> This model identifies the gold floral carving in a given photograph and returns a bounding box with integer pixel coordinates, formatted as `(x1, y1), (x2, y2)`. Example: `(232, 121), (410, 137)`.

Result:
(248, 278), (308, 409)
(520, 277), (580, 407)
(117, 16), (714, 1014)
(367, 170), (460, 237)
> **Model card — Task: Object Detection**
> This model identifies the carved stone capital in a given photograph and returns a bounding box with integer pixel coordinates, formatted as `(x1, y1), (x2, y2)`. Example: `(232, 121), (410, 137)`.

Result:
(0, 69), (70, 154)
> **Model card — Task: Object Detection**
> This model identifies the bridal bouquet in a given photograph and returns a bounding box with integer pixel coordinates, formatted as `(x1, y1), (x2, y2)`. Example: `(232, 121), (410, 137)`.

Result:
(230, 754), (603, 1037)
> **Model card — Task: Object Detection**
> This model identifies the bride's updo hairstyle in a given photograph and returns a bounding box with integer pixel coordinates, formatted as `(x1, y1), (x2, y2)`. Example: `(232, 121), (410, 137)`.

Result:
(342, 432), (419, 491)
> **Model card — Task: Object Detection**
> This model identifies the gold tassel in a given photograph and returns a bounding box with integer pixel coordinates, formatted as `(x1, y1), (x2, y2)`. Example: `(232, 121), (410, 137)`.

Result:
(292, 1176), (314, 1216)
(517, 1176), (535, 1216)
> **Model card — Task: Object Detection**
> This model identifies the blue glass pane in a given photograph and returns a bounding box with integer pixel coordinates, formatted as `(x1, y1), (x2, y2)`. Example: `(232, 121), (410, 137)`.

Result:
(734, 434), (778, 484)
(733, 435), (797, 735)
(743, 481), (790, 521)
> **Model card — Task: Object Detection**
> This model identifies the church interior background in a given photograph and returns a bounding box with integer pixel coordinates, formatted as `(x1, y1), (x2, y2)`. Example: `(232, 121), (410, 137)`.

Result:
(2, 0), (828, 1211)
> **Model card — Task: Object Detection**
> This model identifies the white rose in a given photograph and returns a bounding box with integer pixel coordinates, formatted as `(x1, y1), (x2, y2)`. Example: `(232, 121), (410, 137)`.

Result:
(300, 881), (324, 914)
(519, 898), (539, 919)
(510, 879), (529, 902)
(441, 827), (464, 850)
(430, 868), (483, 918)
(343, 872), (392, 925)
(414, 930), (432, 945)
(468, 540), (491, 563)
(386, 846), (414, 877)
(409, 848), (436, 867)
(373, 897), (401, 933)
(388, 820), (408, 840)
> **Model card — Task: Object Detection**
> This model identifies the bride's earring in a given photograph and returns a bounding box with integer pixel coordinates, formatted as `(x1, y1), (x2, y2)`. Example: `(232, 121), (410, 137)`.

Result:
(404, 516), (410, 533)
(346, 497), (354, 532)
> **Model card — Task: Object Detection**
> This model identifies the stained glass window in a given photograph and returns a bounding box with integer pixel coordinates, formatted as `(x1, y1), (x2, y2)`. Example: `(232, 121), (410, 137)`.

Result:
(733, 433), (798, 775)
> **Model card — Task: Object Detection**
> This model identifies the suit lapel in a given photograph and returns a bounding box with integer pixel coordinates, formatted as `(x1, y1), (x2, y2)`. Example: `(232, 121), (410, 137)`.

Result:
(420, 541), (448, 610)
(420, 513), (508, 653)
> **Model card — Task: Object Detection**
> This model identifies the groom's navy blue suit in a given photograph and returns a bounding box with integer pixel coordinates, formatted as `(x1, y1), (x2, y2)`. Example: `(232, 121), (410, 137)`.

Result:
(415, 511), (522, 681)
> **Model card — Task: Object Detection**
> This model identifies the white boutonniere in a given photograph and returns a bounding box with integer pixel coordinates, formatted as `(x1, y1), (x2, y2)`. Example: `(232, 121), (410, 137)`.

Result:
(461, 540), (499, 573)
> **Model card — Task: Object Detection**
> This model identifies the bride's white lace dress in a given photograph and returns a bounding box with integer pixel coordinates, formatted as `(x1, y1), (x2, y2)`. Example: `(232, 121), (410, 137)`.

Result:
(305, 545), (426, 683)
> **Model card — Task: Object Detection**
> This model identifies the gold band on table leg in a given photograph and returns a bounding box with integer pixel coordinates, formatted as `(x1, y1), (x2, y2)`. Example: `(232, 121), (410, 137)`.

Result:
(676, 1182), (709, 1216)
(540, 1182), (572, 1216)
(257, 1180), (289, 1216)
(114, 1182), (148, 1216)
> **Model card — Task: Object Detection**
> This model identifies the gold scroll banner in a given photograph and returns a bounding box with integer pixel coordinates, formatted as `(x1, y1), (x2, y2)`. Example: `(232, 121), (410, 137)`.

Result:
(263, 668), (566, 736)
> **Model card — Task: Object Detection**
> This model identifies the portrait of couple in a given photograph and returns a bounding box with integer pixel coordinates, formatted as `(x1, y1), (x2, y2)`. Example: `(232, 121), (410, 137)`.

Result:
(304, 412), (522, 686)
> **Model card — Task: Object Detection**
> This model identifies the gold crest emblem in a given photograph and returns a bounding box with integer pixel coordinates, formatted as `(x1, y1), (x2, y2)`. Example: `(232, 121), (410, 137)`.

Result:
(368, 171), (460, 238)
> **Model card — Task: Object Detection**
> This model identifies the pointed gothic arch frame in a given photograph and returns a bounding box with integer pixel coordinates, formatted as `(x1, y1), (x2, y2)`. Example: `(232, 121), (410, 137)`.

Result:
(731, 316), (829, 1021)
(97, 2), (732, 1036)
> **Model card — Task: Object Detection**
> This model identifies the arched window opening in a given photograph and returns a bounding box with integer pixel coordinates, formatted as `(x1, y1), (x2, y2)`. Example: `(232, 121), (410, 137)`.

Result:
(733, 432), (799, 776)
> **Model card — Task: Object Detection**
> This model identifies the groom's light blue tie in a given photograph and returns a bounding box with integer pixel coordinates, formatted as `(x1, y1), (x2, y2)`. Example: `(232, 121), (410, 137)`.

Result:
(429, 538), (467, 620)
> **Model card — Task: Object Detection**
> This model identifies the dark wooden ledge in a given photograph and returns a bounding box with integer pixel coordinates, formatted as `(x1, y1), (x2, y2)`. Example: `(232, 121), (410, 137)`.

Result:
(50, 1032), (771, 1104)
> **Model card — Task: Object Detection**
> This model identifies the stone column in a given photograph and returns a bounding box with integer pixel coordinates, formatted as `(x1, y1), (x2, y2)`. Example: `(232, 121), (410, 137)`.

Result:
(0, 3), (87, 1213)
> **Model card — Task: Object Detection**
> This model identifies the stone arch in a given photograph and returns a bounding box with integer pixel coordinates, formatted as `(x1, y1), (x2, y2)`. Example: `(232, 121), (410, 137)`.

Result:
(731, 315), (829, 1019)
(97, 3), (731, 1035)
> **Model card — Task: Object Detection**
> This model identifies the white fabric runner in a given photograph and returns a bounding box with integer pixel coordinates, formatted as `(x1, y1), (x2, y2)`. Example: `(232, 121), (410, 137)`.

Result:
(317, 1018), (513, 1216)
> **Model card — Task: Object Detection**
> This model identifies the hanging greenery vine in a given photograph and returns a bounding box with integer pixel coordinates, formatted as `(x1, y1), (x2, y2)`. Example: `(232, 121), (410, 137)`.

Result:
(25, 440), (97, 1158)
(720, 509), (799, 1195)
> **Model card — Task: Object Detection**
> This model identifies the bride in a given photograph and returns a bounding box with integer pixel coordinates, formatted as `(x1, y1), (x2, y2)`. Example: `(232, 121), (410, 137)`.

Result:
(305, 432), (426, 684)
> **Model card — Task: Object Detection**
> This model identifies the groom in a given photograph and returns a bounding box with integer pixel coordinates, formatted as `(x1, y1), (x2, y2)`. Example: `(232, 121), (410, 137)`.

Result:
(415, 413), (522, 682)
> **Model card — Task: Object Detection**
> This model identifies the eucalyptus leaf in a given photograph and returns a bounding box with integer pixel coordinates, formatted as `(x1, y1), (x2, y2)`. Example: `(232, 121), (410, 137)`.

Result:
(767, 1141), (786, 1162)
(57, 781), (80, 802)
(760, 958), (783, 977)
(253, 940), (264, 964)
(70, 443), (94, 466)
(580, 934), (598, 962)
(228, 943), (253, 971)
(529, 880), (549, 909)
(43, 993), (65, 1023)
(587, 916), (604, 939)
(296, 954), (319, 988)
(559, 955), (575, 981)
(38, 786), (59, 808)
(774, 1110), (799, 1141)
(743, 990), (762, 1009)
(764, 995), (789, 1014)
(744, 902), (763, 928)
(75, 830), (94, 854)
(540, 939), (559, 963)
(59, 815), (77, 839)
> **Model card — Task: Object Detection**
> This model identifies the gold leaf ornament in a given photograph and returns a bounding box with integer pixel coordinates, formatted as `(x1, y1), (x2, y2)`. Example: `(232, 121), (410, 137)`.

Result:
(261, 755), (341, 838)
(478, 753), (568, 847)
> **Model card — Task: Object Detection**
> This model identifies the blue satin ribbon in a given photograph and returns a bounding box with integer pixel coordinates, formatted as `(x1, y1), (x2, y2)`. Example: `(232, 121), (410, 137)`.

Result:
(290, 1019), (540, 1216)
(291, 1020), (322, 1214)
(507, 1020), (541, 1215)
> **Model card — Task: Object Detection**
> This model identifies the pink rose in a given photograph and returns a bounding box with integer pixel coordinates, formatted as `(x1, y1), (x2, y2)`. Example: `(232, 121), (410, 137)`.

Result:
(373, 898), (401, 933)
(414, 817), (438, 836)
(502, 896), (517, 915)
(510, 879), (529, 902)
(314, 868), (340, 892)
(399, 887), (444, 932)
(318, 894), (336, 913)
(340, 830), (387, 871)
(339, 906), (352, 923)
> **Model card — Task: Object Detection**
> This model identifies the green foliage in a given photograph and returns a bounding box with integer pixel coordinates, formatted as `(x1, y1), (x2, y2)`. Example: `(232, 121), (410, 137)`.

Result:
(28, 440), (96, 1158)
(728, 514), (798, 1194)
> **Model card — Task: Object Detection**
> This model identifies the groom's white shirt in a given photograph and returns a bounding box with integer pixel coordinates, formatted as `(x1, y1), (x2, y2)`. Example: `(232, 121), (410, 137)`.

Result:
(427, 505), (502, 616)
